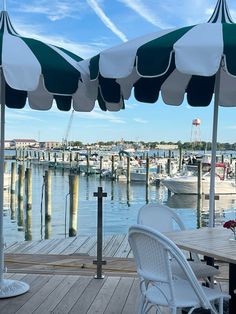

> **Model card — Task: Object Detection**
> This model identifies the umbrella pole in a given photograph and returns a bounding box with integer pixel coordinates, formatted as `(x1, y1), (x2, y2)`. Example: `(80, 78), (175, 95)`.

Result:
(0, 69), (29, 297)
(0, 72), (4, 284)
(209, 68), (221, 228)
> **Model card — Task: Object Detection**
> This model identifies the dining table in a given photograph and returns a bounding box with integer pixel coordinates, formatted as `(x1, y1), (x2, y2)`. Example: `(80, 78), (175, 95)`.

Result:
(165, 227), (236, 314)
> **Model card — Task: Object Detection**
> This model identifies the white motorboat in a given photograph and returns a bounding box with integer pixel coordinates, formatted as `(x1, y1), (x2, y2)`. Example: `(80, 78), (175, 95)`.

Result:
(162, 163), (236, 195)
(130, 167), (157, 182)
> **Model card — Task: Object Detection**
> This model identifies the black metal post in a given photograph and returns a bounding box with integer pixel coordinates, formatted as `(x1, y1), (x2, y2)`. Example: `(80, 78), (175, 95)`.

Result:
(229, 263), (236, 313)
(93, 186), (107, 279)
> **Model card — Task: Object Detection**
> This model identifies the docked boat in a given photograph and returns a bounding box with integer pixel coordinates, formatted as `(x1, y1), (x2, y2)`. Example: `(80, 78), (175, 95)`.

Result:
(130, 167), (157, 182)
(161, 163), (236, 195)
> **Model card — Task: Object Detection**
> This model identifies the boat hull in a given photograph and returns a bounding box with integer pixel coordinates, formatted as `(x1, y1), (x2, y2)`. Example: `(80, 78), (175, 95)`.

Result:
(162, 176), (236, 195)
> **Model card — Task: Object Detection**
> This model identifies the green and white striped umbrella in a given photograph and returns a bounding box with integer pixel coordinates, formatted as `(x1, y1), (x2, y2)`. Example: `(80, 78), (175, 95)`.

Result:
(89, 0), (236, 108)
(83, 0), (236, 228)
(0, 10), (98, 111)
(0, 4), (98, 298)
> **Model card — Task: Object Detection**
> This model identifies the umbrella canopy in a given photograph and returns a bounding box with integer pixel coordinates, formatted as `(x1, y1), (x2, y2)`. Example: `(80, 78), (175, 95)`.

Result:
(0, 10), (99, 111)
(81, 0), (236, 228)
(0, 7), (99, 297)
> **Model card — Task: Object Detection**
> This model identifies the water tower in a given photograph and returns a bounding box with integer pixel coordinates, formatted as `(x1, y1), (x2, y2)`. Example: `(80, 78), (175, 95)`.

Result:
(191, 118), (201, 147)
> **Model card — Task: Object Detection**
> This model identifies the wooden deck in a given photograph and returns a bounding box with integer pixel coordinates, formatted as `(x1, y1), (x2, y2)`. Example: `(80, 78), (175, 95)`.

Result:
(1, 273), (141, 314)
(0, 235), (230, 313)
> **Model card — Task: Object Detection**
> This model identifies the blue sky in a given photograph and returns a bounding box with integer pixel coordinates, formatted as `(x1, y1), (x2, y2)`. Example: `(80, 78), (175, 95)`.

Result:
(4, 0), (236, 144)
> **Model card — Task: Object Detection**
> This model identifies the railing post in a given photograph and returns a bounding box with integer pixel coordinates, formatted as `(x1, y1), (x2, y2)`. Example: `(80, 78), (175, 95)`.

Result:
(93, 186), (107, 279)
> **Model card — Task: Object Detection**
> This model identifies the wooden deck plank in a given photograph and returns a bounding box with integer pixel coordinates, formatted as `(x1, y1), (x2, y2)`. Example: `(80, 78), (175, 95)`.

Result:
(74, 236), (97, 255)
(88, 235), (114, 257)
(14, 275), (66, 314)
(21, 240), (51, 254)
(104, 235), (126, 257)
(33, 275), (79, 314)
(50, 276), (93, 314)
(0, 274), (50, 314)
(104, 277), (134, 314)
(37, 239), (63, 254)
(18, 240), (46, 254)
(121, 278), (140, 314)
(86, 276), (120, 314)
(60, 236), (89, 255)
(47, 237), (75, 255)
(68, 277), (107, 314)
(113, 234), (129, 258)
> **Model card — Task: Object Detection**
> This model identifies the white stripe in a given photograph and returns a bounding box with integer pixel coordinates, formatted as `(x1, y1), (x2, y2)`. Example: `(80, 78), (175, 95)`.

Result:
(98, 28), (176, 78)
(2, 32), (41, 91)
(219, 67), (236, 106)
(174, 23), (223, 76)
(161, 70), (191, 106)
(117, 69), (139, 99)
(28, 76), (53, 110)
(49, 45), (79, 70)
(73, 76), (96, 111)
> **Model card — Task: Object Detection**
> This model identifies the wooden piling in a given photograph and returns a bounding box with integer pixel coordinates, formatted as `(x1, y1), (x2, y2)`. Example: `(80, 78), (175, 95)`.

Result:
(127, 156), (131, 183)
(10, 162), (16, 219)
(44, 170), (52, 221)
(25, 209), (32, 241)
(146, 156), (149, 186)
(17, 164), (24, 227)
(111, 155), (115, 180)
(167, 158), (171, 176)
(4, 161), (7, 173)
(197, 161), (202, 195)
(69, 174), (79, 236)
(86, 154), (90, 174)
(99, 156), (103, 179)
(25, 168), (32, 212)
(178, 145), (183, 172)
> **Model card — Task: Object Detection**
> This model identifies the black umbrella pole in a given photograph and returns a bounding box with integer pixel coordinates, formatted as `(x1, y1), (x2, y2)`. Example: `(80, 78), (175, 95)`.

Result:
(93, 187), (107, 279)
(0, 98), (5, 284)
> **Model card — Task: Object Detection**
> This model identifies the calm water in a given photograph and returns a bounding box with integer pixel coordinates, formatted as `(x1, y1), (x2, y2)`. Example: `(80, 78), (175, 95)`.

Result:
(3, 158), (236, 245)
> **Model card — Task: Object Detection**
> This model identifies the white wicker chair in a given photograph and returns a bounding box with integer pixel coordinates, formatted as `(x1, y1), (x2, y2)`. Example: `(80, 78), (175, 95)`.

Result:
(128, 224), (230, 314)
(137, 203), (220, 283)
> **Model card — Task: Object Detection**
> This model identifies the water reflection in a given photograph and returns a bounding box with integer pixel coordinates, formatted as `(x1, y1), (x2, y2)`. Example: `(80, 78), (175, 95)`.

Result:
(166, 194), (236, 227)
(5, 160), (236, 243)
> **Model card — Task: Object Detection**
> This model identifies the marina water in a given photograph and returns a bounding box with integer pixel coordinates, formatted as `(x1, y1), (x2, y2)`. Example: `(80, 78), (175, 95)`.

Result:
(3, 151), (236, 245)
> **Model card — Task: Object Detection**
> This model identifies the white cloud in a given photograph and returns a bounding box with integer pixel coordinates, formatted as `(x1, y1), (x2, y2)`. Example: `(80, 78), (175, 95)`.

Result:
(133, 117), (148, 124)
(16, 1), (85, 21)
(119, 0), (172, 29)
(86, 0), (128, 42)
(75, 108), (127, 124)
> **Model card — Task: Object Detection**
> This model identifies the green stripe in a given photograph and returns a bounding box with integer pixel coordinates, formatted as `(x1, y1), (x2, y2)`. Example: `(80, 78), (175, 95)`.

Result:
(5, 84), (27, 108)
(186, 75), (215, 106)
(21, 37), (80, 94)
(54, 95), (72, 111)
(90, 55), (100, 80)
(134, 58), (175, 103)
(137, 25), (194, 76)
(99, 76), (121, 103)
(223, 24), (236, 75)
(55, 46), (83, 62)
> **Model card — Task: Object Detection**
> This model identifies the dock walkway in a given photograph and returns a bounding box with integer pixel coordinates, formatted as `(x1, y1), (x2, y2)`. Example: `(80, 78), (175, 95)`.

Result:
(1, 235), (229, 313)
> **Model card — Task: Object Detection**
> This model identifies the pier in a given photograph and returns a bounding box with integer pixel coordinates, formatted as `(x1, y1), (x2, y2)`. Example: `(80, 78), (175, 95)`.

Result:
(2, 235), (229, 314)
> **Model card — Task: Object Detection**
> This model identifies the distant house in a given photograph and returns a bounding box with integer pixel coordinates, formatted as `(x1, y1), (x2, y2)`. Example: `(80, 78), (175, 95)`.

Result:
(40, 141), (61, 150)
(4, 140), (13, 149)
(13, 139), (39, 149)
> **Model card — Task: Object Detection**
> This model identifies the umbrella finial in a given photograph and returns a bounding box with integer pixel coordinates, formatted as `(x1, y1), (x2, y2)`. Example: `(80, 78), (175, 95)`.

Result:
(2, 0), (6, 11)
(208, 0), (234, 23)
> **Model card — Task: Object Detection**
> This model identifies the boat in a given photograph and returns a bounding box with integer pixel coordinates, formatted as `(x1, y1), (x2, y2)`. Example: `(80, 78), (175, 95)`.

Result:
(161, 163), (236, 195)
(130, 166), (157, 182)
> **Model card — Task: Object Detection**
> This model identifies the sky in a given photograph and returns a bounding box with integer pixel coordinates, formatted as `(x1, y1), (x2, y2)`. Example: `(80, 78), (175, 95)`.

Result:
(4, 0), (236, 144)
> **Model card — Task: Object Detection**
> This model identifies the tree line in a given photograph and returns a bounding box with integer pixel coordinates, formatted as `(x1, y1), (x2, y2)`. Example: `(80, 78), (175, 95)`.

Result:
(69, 140), (236, 151)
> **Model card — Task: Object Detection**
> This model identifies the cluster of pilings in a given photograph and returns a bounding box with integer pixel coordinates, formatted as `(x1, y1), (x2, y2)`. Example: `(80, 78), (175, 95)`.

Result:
(6, 161), (79, 240)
